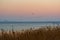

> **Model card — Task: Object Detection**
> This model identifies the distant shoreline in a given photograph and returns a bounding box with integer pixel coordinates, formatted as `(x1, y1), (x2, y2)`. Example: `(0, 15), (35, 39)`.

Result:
(0, 21), (60, 23)
(0, 21), (60, 24)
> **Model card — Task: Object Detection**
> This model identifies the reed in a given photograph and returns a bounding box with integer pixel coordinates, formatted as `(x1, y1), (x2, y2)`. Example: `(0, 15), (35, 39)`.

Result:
(0, 26), (60, 40)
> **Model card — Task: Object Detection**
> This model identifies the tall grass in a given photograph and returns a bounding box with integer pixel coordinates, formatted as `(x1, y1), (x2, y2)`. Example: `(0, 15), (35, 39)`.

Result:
(0, 26), (60, 40)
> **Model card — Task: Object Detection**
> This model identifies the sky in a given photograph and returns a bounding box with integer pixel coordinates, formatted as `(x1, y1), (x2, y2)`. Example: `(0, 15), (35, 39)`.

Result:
(0, 0), (60, 21)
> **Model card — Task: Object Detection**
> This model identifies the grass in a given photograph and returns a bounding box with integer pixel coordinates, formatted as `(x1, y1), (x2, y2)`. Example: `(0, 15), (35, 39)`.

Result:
(0, 26), (60, 40)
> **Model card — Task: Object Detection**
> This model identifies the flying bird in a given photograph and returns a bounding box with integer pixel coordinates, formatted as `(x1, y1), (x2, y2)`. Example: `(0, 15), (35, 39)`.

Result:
(32, 13), (35, 15)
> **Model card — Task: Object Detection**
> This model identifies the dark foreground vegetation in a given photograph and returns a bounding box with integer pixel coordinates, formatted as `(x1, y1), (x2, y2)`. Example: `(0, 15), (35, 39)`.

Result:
(0, 26), (60, 40)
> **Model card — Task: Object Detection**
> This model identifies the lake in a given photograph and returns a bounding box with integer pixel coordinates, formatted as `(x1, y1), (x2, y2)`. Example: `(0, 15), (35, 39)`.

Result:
(0, 21), (60, 31)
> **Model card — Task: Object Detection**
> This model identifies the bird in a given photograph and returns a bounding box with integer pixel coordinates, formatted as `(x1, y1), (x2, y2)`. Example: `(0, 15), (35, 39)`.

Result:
(32, 13), (35, 15)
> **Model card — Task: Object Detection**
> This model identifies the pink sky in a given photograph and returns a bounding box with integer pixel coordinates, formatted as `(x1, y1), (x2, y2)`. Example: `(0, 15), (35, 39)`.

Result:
(0, 0), (60, 21)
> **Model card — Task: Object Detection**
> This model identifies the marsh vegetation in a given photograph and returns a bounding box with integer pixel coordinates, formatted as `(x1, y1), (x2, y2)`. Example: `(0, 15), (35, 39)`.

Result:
(0, 26), (60, 40)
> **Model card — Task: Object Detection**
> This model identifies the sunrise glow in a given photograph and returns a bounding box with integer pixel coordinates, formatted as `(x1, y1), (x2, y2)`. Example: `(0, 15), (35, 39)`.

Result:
(0, 0), (60, 21)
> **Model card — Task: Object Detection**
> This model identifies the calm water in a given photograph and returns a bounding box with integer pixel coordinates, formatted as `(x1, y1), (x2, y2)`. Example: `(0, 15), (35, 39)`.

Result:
(0, 22), (60, 31)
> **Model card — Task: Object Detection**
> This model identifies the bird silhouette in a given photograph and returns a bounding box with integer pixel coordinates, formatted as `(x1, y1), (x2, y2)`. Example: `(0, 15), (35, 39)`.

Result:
(32, 13), (35, 15)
